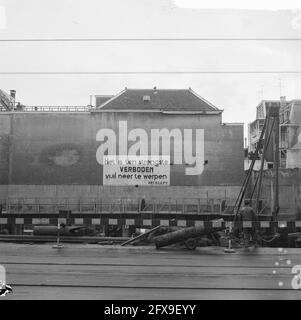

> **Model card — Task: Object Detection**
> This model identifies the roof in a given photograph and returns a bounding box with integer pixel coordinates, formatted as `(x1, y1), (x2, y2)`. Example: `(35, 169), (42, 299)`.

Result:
(97, 88), (222, 113)
(95, 95), (114, 107)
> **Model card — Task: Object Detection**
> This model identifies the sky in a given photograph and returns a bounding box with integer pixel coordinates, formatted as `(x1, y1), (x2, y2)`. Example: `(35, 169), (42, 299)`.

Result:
(174, 0), (301, 10)
(0, 0), (301, 136)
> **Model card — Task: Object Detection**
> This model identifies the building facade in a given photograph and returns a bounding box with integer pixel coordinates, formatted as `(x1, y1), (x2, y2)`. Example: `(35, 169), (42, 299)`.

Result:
(280, 99), (301, 169)
(0, 88), (244, 204)
(248, 97), (301, 170)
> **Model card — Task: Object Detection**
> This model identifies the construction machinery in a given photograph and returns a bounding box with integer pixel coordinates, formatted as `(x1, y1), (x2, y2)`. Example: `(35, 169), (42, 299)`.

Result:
(233, 102), (281, 224)
(121, 220), (225, 250)
(0, 89), (15, 111)
(121, 102), (283, 250)
(152, 220), (225, 249)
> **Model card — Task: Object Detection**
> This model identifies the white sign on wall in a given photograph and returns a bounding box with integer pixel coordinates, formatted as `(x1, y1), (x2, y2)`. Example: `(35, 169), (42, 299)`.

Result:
(103, 155), (170, 186)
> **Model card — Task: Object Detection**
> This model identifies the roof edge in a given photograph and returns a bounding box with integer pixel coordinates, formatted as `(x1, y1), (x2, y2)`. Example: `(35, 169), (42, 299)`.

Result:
(96, 89), (126, 109)
(97, 88), (223, 112)
(188, 88), (222, 111)
(91, 109), (222, 114)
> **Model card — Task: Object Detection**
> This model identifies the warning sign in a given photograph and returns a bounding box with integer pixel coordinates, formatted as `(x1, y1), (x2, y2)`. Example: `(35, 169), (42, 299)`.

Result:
(103, 156), (170, 186)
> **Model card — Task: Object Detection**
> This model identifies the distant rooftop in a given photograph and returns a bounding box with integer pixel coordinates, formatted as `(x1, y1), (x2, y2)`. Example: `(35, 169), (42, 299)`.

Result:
(95, 95), (114, 108)
(254, 98), (301, 120)
(1, 87), (223, 114)
(97, 88), (222, 113)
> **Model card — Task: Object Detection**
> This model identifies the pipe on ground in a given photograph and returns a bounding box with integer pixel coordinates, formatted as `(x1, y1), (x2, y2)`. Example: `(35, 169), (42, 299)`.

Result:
(153, 220), (225, 249)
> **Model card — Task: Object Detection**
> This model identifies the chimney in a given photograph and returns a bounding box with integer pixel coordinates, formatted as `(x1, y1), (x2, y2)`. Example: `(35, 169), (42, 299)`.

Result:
(10, 90), (16, 100)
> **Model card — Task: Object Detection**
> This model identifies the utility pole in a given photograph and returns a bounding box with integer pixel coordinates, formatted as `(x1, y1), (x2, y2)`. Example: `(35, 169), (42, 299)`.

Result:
(273, 108), (280, 221)
(268, 102), (280, 222)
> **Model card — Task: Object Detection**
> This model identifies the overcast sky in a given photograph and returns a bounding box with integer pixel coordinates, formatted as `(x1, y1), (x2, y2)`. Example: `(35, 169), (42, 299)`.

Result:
(0, 0), (301, 134)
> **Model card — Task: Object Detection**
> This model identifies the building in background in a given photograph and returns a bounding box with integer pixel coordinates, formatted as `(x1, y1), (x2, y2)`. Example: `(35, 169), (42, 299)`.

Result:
(248, 97), (301, 170)
(0, 89), (16, 111)
(279, 99), (301, 169)
(0, 87), (244, 204)
(247, 99), (282, 170)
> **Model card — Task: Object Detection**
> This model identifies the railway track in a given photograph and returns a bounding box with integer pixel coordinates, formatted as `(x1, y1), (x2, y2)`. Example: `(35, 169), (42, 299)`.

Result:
(1, 243), (301, 299)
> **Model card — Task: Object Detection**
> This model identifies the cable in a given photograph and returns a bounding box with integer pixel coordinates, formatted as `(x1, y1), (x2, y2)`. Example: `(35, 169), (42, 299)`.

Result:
(1, 38), (301, 42)
(1, 71), (301, 75)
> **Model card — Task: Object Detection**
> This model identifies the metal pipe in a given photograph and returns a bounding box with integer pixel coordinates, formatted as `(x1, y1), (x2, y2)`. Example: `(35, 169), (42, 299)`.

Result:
(153, 221), (225, 249)
(273, 111), (280, 221)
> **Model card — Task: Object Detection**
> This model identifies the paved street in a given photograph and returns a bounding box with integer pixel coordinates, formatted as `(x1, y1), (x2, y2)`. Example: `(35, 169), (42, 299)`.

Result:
(0, 243), (301, 300)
